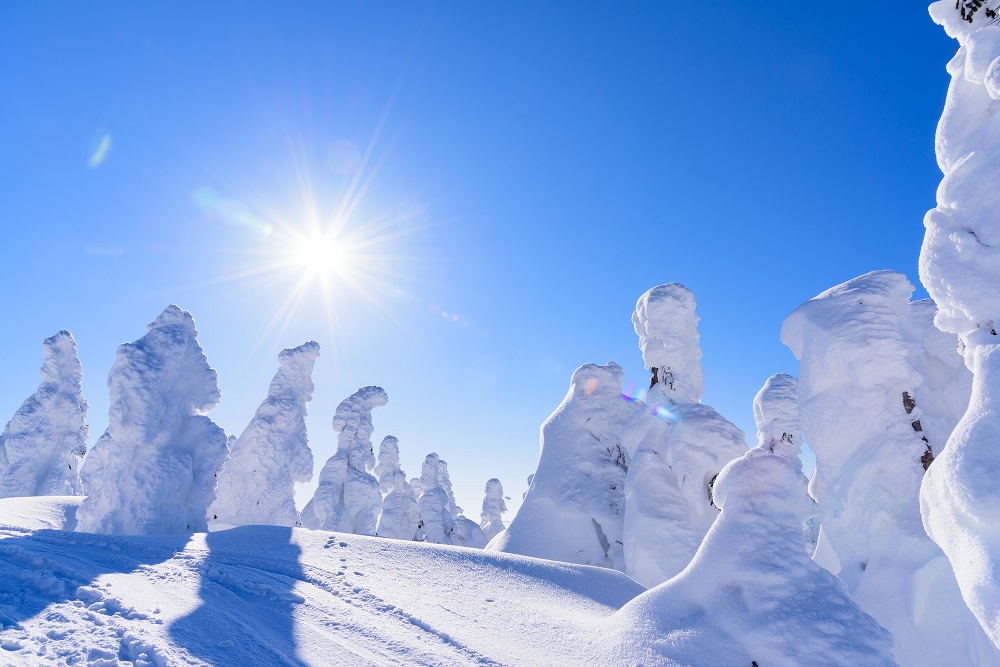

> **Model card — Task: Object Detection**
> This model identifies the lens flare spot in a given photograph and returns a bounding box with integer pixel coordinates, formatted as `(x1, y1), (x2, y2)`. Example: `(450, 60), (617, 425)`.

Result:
(88, 133), (112, 168)
(193, 187), (274, 236)
(653, 404), (680, 421)
(584, 377), (599, 395)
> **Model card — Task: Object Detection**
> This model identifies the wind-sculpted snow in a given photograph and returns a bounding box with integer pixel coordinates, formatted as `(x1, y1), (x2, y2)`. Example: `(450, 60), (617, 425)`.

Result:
(753, 373), (800, 464)
(488, 362), (632, 569)
(76, 306), (229, 535)
(211, 341), (319, 528)
(301, 386), (386, 534)
(0, 331), (88, 497)
(632, 283), (703, 402)
(782, 271), (996, 664)
(622, 285), (746, 587)
(480, 478), (507, 542)
(611, 447), (897, 667)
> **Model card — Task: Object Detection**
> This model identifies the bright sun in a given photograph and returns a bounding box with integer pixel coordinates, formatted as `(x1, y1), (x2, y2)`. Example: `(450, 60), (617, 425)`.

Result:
(292, 232), (348, 280)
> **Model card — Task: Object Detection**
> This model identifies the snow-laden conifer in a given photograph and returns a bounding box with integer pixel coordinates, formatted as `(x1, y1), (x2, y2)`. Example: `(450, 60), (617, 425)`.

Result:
(210, 341), (319, 528)
(301, 385), (385, 534)
(612, 403), (897, 667)
(0, 331), (88, 497)
(415, 452), (455, 544)
(916, 5), (1000, 653)
(375, 436), (420, 540)
(622, 285), (746, 587)
(782, 270), (996, 664)
(480, 478), (507, 542)
(76, 306), (229, 534)
(488, 362), (632, 568)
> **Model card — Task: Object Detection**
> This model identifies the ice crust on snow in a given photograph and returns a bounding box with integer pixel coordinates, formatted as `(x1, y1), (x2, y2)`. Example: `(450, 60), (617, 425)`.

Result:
(301, 386), (385, 534)
(488, 362), (632, 569)
(622, 285), (747, 587)
(76, 306), (229, 535)
(479, 478), (507, 542)
(210, 341), (319, 528)
(0, 331), (89, 498)
(782, 271), (996, 664)
(632, 283), (704, 402)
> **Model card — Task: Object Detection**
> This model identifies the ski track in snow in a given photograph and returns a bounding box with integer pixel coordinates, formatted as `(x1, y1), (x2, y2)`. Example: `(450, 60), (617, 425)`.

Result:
(0, 497), (644, 666)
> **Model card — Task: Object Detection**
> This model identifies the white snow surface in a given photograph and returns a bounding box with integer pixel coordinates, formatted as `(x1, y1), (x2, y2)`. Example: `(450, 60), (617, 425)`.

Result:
(76, 306), (230, 535)
(632, 283), (704, 403)
(210, 341), (319, 529)
(0, 331), (89, 498)
(487, 362), (633, 569)
(0, 496), (654, 667)
(613, 448), (898, 667)
(782, 271), (996, 664)
(301, 386), (386, 534)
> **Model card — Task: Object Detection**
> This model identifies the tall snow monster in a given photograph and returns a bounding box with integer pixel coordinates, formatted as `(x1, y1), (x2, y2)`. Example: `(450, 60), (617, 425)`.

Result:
(621, 284), (746, 586)
(77, 306), (229, 535)
(210, 341), (319, 527)
(301, 385), (385, 534)
(918, 2), (1000, 652)
(0, 331), (89, 497)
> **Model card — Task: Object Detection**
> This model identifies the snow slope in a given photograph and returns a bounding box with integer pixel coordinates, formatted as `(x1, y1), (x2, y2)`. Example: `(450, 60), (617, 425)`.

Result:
(0, 496), (647, 666)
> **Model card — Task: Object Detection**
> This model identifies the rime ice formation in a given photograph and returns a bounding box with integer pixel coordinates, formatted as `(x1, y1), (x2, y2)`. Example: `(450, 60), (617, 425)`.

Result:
(782, 271), (997, 664)
(210, 342), (319, 528)
(917, 3), (1000, 652)
(480, 478), (507, 542)
(487, 362), (633, 569)
(622, 284), (747, 587)
(301, 386), (385, 534)
(613, 437), (897, 666)
(753, 373), (801, 465)
(436, 458), (488, 548)
(415, 453), (455, 544)
(0, 331), (88, 497)
(375, 436), (421, 541)
(76, 306), (229, 535)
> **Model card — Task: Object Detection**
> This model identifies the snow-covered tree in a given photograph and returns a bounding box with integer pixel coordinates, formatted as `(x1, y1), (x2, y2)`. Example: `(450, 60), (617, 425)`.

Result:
(753, 373), (801, 464)
(782, 270), (996, 664)
(488, 362), (633, 568)
(210, 341), (319, 528)
(415, 452), (455, 544)
(435, 458), (487, 548)
(76, 305), (229, 535)
(480, 478), (507, 543)
(622, 284), (747, 587)
(0, 331), (88, 497)
(301, 385), (385, 534)
(613, 411), (896, 667)
(374, 436), (420, 541)
(917, 7), (1000, 652)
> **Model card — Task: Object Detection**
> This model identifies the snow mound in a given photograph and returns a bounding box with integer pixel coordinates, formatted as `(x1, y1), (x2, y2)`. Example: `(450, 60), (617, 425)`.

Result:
(302, 386), (386, 534)
(211, 341), (320, 528)
(611, 448), (897, 667)
(76, 306), (229, 535)
(487, 362), (632, 569)
(0, 331), (89, 497)
(632, 283), (703, 402)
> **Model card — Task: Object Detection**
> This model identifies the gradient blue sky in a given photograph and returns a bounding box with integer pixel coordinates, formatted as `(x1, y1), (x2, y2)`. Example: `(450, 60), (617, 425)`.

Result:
(0, 3), (955, 515)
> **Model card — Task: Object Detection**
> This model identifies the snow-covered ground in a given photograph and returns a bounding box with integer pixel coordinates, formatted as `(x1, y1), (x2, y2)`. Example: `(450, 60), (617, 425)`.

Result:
(0, 496), (648, 666)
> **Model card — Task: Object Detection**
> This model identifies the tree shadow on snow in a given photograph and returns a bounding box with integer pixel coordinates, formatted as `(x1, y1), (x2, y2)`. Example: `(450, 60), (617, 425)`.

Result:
(169, 526), (308, 666)
(0, 523), (186, 632)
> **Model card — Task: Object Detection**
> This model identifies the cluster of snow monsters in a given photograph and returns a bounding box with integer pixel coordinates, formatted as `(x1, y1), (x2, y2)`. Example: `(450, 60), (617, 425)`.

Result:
(0, 306), (507, 549)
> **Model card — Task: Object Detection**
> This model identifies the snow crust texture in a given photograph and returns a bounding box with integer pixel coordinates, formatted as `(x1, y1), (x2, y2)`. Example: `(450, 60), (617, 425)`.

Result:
(210, 341), (319, 528)
(0, 331), (88, 497)
(76, 306), (230, 535)
(782, 271), (997, 664)
(488, 362), (632, 569)
(301, 386), (385, 534)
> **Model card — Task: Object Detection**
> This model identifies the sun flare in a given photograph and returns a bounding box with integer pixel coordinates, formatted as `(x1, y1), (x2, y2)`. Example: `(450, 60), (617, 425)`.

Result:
(290, 232), (350, 280)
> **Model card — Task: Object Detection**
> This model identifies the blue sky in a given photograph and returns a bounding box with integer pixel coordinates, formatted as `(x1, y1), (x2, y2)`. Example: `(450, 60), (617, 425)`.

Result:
(0, 3), (955, 515)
